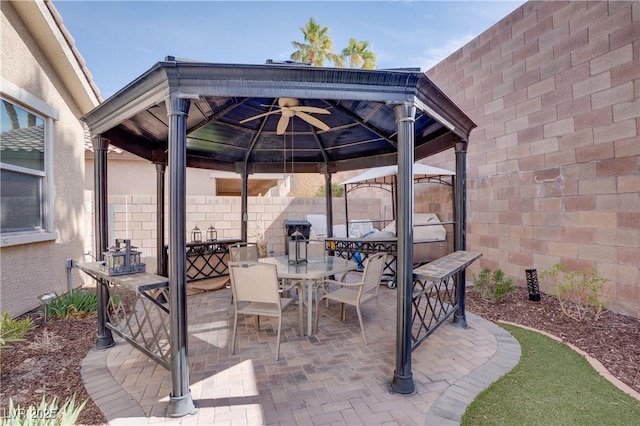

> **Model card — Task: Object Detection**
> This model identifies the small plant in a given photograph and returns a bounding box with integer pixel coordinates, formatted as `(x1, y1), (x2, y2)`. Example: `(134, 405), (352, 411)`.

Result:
(0, 311), (34, 349)
(27, 330), (62, 352)
(473, 268), (515, 303)
(1, 394), (87, 426)
(540, 263), (608, 323)
(251, 215), (268, 258)
(47, 290), (98, 319)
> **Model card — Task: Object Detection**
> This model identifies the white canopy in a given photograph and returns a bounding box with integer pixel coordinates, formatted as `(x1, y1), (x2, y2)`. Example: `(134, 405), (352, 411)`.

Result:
(340, 163), (455, 185)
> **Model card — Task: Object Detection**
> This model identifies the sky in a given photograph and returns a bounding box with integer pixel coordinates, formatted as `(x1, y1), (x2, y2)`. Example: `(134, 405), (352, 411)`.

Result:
(54, 0), (526, 99)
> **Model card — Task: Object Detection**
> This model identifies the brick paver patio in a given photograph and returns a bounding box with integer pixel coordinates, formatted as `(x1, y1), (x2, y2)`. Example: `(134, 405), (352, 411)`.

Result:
(82, 279), (520, 425)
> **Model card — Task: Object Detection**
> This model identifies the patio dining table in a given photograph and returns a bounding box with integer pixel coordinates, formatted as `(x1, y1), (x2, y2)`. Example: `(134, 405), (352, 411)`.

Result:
(259, 255), (357, 335)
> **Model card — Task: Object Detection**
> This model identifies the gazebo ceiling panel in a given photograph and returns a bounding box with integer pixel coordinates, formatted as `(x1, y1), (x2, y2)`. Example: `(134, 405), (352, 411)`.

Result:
(84, 60), (476, 173)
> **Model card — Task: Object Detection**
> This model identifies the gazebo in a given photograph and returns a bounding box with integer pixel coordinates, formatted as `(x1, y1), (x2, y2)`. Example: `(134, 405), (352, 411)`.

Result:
(81, 59), (476, 416)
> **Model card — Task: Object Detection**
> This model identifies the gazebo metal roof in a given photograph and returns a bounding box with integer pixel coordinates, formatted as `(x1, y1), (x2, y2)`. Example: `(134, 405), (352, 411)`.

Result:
(82, 59), (475, 174)
(81, 59), (476, 417)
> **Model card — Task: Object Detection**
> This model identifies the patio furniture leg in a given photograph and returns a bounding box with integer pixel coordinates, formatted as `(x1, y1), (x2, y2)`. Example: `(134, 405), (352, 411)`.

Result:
(276, 316), (282, 360)
(356, 304), (367, 345)
(314, 287), (321, 334)
(307, 280), (313, 335)
(298, 284), (304, 336)
(231, 310), (238, 355)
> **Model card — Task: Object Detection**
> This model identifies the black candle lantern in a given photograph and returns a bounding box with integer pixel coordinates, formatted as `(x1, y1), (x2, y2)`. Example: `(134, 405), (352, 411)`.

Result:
(288, 229), (307, 264)
(191, 225), (202, 243)
(525, 269), (541, 301)
(206, 225), (217, 241)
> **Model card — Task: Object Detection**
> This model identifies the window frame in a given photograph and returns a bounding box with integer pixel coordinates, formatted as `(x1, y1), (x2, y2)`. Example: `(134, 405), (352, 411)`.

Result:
(1, 79), (59, 247)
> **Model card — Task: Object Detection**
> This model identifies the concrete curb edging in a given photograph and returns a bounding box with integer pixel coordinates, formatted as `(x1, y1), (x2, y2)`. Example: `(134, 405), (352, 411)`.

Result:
(424, 313), (522, 425)
(81, 344), (148, 425)
(498, 320), (640, 402)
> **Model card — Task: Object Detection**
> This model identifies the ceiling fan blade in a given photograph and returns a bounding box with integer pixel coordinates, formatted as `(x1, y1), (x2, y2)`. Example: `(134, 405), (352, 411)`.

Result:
(276, 114), (290, 135)
(296, 112), (330, 131)
(239, 110), (279, 124)
(290, 106), (331, 115)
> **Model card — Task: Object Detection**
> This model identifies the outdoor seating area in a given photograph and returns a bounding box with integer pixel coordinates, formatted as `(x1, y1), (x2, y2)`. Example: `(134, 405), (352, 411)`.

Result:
(4, 2), (639, 425)
(75, 246), (488, 422)
(82, 274), (520, 425)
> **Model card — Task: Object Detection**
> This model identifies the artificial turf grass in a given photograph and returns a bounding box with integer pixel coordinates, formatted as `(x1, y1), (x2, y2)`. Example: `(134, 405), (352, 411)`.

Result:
(461, 323), (640, 426)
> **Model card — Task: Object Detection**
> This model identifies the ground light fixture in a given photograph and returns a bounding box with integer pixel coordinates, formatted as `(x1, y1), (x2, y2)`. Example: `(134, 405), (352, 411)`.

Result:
(37, 293), (56, 322)
(525, 269), (541, 301)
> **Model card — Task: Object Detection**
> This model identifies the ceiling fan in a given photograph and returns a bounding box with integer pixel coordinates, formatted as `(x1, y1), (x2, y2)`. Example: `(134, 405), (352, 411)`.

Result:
(239, 97), (330, 134)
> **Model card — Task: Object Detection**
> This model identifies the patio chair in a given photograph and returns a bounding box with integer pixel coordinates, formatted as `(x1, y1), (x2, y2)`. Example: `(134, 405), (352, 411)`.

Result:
(229, 261), (303, 360)
(228, 242), (301, 301)
(229, 242), (259, 262)
(314, 252), (386, 345)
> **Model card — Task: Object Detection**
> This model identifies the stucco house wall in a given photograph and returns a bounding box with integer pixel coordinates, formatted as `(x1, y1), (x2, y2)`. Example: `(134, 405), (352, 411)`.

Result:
(423, 0), (639, 316)
(84, 152), (220, 196)
(1, 0), (100, 316)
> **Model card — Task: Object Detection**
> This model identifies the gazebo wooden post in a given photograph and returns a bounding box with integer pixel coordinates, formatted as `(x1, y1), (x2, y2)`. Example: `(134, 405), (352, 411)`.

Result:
(166, 94), (196, 417)
(391, 102), (416, 394)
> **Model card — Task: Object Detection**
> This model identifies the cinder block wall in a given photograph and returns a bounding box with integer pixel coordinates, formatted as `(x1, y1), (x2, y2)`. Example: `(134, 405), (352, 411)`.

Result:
(424, 1), (639, 317)
(83, 192), (382, 271)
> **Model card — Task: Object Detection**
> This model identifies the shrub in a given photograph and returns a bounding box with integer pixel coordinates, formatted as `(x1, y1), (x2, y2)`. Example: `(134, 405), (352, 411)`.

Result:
(315, 183), (344, 197)
(1, 394), (87, 426)
(47, 290), (98, 319)
(0, 311), (34, 349)
(539, 263), (608, 323)
(473, 268), (515, 303)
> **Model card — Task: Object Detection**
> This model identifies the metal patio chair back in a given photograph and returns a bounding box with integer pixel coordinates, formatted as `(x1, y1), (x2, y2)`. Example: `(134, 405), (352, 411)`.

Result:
(229, 242), (259, 262)
(228, 261), (302, 360)
(314, 252), (386, 345)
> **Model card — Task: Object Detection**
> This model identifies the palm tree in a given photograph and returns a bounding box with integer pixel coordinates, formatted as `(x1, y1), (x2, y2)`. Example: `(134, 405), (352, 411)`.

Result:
(340, 38), (377, 69)
(2, 100), (20, 129)
(290, 18), (340, 67)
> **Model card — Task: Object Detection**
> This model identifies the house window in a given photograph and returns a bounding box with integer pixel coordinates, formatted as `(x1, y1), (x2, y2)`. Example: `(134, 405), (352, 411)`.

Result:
(0, 97), (48, 235)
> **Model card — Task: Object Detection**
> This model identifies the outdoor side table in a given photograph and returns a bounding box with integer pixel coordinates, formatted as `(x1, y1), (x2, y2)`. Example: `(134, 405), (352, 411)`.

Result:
(76, 261), (171, 369)
(411, 250), (482, 350)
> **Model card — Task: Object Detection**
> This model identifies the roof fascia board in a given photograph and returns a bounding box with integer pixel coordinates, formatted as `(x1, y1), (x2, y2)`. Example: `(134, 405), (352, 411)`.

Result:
(11, 0), (100, 113)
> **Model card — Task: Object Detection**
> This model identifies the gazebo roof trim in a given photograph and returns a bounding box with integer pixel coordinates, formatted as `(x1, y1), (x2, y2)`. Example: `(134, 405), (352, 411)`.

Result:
(81, 59), (476, 174)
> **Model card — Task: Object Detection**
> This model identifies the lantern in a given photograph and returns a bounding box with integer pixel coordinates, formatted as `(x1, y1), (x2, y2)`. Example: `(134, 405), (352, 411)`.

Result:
(288, 229), (307, 265)
(206, 224), (217, 241)
(101, 239), (145, 276)
(191, 225), (202, 243)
